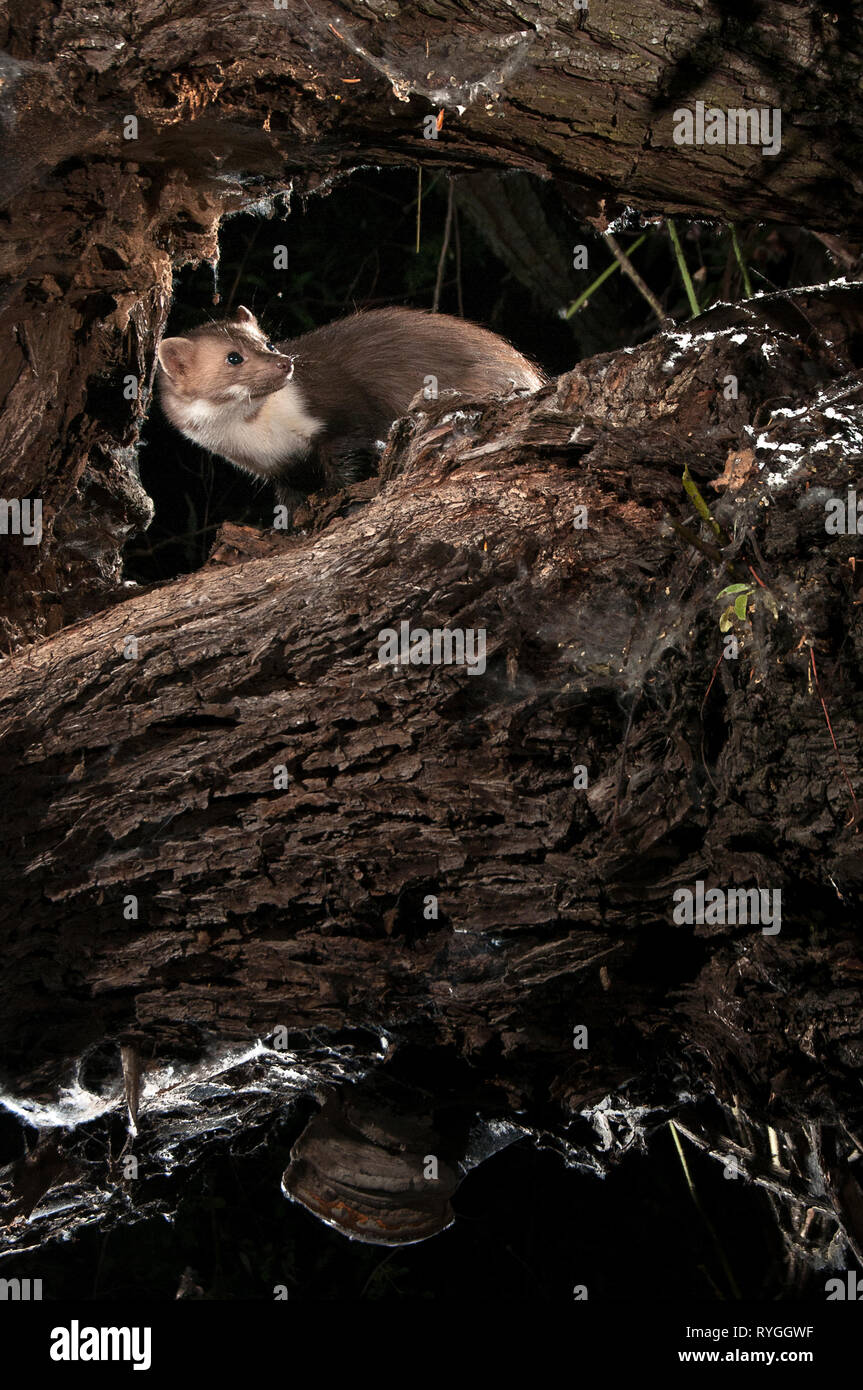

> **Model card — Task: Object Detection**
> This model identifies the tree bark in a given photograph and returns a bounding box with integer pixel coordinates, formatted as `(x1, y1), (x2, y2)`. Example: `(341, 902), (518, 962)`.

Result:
(1, 284), (861, 1261)
(2, 2), (863, 641)
(1, 0), (862, 1270)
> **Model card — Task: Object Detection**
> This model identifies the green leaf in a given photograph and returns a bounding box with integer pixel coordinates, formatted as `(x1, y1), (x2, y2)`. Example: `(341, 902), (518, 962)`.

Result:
(734, 592), (749, 620)
(717, 584), (750, 598)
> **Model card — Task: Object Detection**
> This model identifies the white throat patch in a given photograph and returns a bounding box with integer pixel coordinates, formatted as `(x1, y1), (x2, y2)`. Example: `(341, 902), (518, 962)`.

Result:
(176, 381), (322, 477)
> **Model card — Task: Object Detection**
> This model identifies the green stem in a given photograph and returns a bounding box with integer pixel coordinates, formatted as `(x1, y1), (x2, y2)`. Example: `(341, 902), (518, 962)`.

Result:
(728, 222), (753, 298)
(682, 463), (729, 546)
(669, 1121), (742, 1300)
(564, 233), (648, 319)
(667, 218), (700, 318)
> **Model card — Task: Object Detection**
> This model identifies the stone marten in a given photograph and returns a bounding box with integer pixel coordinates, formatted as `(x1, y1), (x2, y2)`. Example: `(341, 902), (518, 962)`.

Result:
(156, 305), (544, 517)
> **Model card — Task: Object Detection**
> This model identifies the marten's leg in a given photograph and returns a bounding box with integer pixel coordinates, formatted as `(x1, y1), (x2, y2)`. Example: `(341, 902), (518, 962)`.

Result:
(272, 436), (381, 528)
(272, 480), (305, 531)
(317, 435), (382, 490)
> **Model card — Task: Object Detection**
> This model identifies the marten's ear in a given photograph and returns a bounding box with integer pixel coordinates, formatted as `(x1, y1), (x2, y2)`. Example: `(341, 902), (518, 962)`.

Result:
(234, 305), (257, 326)
(157, 337), (194, 379)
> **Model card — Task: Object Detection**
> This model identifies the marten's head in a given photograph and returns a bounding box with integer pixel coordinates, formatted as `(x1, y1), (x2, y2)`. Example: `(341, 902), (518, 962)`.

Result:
(157, 306), (293, 404)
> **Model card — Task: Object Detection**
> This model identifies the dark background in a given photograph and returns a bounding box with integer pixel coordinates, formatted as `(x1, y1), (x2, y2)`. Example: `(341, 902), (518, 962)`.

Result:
(2, 1094), (784, 1300)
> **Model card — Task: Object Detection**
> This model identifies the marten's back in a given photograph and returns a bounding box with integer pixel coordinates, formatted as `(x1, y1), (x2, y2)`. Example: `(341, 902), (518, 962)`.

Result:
(279, 307), (544, 442)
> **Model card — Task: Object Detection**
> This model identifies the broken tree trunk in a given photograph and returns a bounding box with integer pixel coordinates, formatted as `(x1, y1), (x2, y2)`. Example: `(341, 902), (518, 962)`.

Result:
(1, 286), (861, 1263)
(3, 2), (863, 643)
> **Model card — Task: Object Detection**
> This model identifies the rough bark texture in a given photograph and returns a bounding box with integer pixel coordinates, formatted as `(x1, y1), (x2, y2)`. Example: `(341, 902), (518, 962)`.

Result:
(1, 1), (862, 1270)
(2, 1), (863, 643)
(1, 285), (861, 1263)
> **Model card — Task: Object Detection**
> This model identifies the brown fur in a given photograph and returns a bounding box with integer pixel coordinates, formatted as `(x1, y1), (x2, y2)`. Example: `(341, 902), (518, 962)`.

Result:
(157, 305), (544, 512)
(280, 306), (543, 435)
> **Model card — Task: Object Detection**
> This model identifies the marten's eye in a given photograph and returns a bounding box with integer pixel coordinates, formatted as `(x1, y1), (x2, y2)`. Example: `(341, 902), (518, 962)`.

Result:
(265, 342), (277, 352)
(226, 351), (244, 365)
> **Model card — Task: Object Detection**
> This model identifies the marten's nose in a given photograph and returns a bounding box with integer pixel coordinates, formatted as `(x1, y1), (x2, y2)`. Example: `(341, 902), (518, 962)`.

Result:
(275, 358), (292, 372)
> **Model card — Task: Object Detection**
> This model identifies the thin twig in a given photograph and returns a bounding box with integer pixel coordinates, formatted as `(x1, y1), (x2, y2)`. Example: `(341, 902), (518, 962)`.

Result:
(667, 517), (726, 566)
(701, 648), (726, 719)
(564, 232), (648, 318)
(453, 196), (464, 316)
(602, 230), (668, 325)
(810, 648), (860, 828)
(669, 1121), (742, 1299)
(671, 1117), (837, 1217)
(432, 180), (455, 313)
(225, 220), (262, 315)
